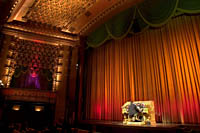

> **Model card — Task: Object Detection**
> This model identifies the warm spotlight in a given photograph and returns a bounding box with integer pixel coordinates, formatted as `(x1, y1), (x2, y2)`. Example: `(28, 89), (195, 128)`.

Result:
(12, 105), (20, 111)
(35, 106), (44, 112)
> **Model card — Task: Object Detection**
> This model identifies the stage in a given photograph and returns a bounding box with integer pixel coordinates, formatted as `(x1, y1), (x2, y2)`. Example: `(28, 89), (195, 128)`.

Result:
(77, 120), (200, 133)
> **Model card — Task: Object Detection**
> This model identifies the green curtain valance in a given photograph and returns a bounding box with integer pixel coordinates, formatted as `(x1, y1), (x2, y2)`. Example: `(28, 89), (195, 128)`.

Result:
(137, 0), (178, 27)
(87, 0), (200, 47)
(86, 24), (109, 48)
(130, 9), (149, 34)
(105, 7), (135, 39)
(177, 0), (200, 13)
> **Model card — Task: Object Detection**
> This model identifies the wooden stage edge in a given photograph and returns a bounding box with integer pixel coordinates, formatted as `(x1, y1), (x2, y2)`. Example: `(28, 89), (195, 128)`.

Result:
(77, 120), (200, 133)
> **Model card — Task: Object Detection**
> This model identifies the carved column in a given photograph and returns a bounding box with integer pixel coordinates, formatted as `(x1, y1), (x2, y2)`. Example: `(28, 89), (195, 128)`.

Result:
(77, 37), (86, 122)
(0, 35), (12, 84)
(54, 46), (70, 123)
(66, 47), (78, 126)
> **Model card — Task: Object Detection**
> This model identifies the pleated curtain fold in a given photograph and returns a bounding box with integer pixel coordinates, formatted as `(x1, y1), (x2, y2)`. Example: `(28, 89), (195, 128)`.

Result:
(84, 15), (200, 124)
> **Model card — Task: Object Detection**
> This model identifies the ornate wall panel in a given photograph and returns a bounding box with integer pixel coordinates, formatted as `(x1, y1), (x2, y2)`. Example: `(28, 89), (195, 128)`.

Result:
(2, 38), (64, 91)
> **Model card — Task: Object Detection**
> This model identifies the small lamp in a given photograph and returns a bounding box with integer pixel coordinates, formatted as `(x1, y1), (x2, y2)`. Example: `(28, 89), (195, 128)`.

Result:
(35, 106), (44, 112)
(12, 105), (20, 111)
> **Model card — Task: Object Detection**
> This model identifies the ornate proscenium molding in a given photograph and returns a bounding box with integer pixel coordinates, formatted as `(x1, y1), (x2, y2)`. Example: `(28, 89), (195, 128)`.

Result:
(2, 22), (80, 46)
(6, 0), (143, 35)
(7, 0), (35, 22)
(79, 0), (143, 35)
(25, 0), (97, 29)
(7, 0), (98, 34)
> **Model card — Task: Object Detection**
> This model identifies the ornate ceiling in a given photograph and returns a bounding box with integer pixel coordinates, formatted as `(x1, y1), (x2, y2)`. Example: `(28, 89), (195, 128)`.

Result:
(4, 0), (143, 46)
(25, 0), (97, 29)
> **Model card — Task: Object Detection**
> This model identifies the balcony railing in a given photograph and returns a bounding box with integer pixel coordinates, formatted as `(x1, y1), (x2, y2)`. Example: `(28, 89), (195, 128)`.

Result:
(1, 88), (56, 104)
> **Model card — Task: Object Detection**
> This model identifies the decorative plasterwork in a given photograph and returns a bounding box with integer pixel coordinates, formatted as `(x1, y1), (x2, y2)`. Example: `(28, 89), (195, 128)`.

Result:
(7, 0), (142, 36)
(2, 27), (79, 46)
(4, 21), (79, 41)
(2, 22), (79, 46)
(8, 0), (35, 22)
(25, 0), (97, 29)
(79, 0), (143, 35)
(1, 88), (56, 103)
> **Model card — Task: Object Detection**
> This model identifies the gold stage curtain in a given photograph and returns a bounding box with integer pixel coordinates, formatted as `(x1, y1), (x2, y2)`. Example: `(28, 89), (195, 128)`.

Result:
(84, 15), (200, 124)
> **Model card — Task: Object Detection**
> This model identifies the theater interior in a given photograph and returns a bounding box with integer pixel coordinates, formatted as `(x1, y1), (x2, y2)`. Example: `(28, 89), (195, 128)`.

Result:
(0, 0), (200, 133)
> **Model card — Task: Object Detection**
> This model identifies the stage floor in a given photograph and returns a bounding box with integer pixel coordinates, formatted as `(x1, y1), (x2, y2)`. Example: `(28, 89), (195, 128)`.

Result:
(77, 120), (200, 133)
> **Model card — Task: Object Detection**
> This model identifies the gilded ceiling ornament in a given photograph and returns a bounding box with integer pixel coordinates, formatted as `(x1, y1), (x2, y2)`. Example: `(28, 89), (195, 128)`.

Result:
(25, 0), (97, 28)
